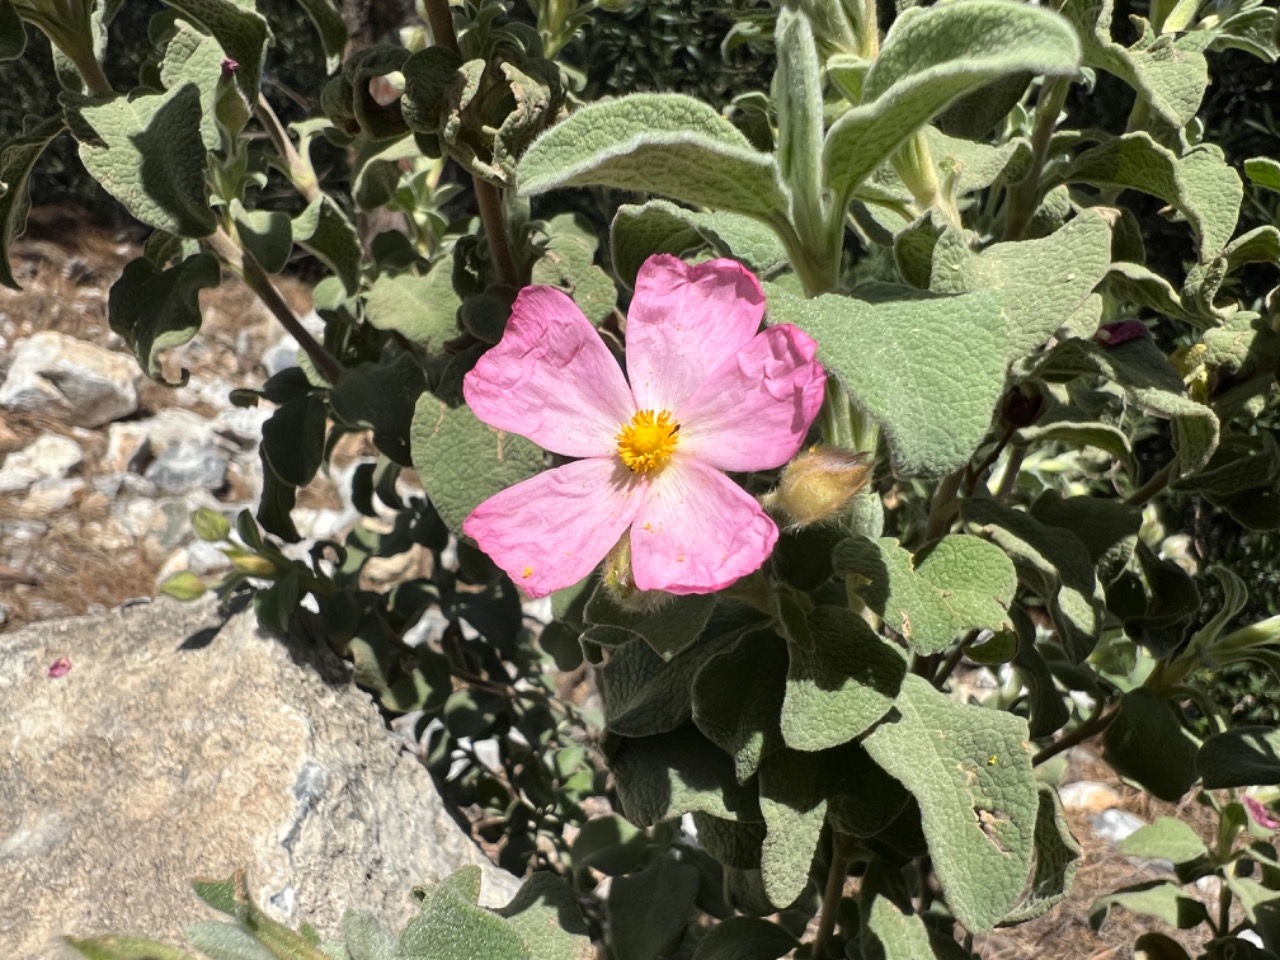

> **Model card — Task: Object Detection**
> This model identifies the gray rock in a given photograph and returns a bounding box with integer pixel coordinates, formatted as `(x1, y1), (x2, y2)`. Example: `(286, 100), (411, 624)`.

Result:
(0, 597), (517, 959)
(1090, 808), (1146, 845)
(0, 435), (83, 493)
(144, 440), (229, 494)
(0, 332), (139, 428)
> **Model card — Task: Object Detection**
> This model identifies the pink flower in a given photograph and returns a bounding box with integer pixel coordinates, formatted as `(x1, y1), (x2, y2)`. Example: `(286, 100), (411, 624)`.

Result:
(1245, 795), (1280, 830)
(47, 656), (71, 679)
(462, 255), (826, 599)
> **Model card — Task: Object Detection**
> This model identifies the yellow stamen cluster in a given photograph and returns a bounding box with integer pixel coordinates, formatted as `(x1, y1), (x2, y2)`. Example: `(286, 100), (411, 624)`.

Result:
(616, 409), (679, 473)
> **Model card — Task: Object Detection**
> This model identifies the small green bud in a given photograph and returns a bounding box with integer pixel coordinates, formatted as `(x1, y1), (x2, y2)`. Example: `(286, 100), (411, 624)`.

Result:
(191, 507), (231, 542)
(160, 570), (208, 602)
(602, 535), (673, 614)
(762, 445), (873, 530)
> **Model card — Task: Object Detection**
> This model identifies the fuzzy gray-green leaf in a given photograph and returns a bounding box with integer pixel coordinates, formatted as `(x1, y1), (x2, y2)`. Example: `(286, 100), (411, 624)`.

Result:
(864, 675), (1039, 932)
(108, 252), (221, 383)
(364, 263), (461, 348)
(518, 93), (788, 221)
(766, 285), (1007, 477)
(0, 115), (64, 289)
(823, 1), (1079, 207)
(163, 0), (270, 103)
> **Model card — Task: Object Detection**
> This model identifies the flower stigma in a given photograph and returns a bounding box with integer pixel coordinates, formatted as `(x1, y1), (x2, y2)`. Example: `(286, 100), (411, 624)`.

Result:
(616, 409), (680, 473)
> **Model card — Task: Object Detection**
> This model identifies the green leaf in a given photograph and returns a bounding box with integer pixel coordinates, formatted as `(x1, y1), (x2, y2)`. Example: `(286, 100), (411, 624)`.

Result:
(341, 911), (397, 960)
(612, 724), (763, 826)
(1117, 817), (1208, 864)
(1103, 689), (1199, 802)
(1011, 606), (1070, 739)
(262, 393), (328, 488)
(517, 93), (788, 221)
(0, 115), (64, 289)
(293, 0), (346, 74)
(531, 213), (617, 325)
(163, 0), (270, 103)
(329, 352), (425, 467)
(0, 2), (25, 61)
(600, 629), (735, 737)
(610, 200), (788, 289)
(823, 1), (1080, 209)
(232, 200), (292, 274)
(1063, 0), (1210, 128)
(930, 209), (1113, 364)
(400, 869), (525, 960)
(292, 195), (362, 295)
(608, 858), (700, 960)
(364, 262), (461, 348)
(1029, 491), (1141, 583)
(159, 18), (226, 152)
(184, 921), (276, 960)
(1000, 785), (1081, 924)
(1199, 727), (1280, 789)
(1033, 336), (1219, 474)
(74, 84), (215, 237)
(774, 6), (826, 241)
(1246, 157), (1280, 194)
(400, 45), (464, 136)
(691, 917), (798, 960)
(497, 873), (594, 960)
(756, 749), (828, 907)
(569, 814), (648, 876)
(766, 284), (1007, 477)
(1102, 262), (1196, 324)
(926, 126), (1029, 197)
(1059, 133), (1242, 259)
(409, 392), (545, 536)
(1132, 932), (1193, 960)
(691, 628), (788, 783)
(780, 604), (905, 750)
(585, 586), (717, 661)
(1090, 880), (1209, 932)
(864, 896), (936, 960)
(108, 252), (221, 383)
(1016, 415), (1136, 480)
(963, 497), (1104, 663)
(64, 936), (202, 960)
(192, 874), (239, 915)
(863, 674), (1040, 933)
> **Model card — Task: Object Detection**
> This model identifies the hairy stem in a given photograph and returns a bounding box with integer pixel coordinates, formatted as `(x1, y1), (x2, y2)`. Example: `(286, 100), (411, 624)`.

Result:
(256, 94), (320, 203)
(1004, 77), (1070, 242)
(814, 832), (854, 954)
(1032, 705), (1116, 766)
(924, 467), (964, 543)
(206, 227), (343, 384)
(932, 633), (974, 689)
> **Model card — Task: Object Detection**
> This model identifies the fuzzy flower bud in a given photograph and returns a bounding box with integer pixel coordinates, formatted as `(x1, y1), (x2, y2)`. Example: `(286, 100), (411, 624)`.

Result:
(761, 445), (873, 530)
(602, 535), (674, 614)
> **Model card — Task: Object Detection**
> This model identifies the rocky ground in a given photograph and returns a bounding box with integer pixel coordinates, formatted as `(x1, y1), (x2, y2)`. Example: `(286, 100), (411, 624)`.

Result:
(0, 207), (1252, 959)
(0, 207), (363, 631)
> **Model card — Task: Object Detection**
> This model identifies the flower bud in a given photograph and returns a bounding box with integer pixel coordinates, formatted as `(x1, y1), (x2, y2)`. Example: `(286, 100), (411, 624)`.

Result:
(230, 553), (278, 578)
(762, 446), (873, 530)
(601, 535), (673, 614)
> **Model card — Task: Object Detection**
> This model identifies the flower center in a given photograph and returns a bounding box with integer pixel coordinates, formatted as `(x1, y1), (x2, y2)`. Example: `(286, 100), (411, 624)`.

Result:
(616, 409), (679, 473)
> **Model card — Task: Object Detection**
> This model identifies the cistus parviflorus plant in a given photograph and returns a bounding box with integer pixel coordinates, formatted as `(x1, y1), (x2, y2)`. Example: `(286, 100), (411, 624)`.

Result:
(5, 0), (1280, 956)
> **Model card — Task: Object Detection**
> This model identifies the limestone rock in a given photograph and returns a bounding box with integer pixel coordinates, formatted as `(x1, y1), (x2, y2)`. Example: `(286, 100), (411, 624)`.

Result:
(0, 435), (83, 493)
(0, 332), (139, 428)
(0, 597), (517, 959)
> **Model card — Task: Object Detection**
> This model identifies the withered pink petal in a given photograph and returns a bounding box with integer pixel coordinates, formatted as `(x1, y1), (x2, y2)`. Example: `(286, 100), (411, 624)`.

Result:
(678, 324), (825, 472)
(630, 457), (778, 594)
(625, 255), (765, 414)
(464, 286), (634, 458)
(47, 656), (71, 679)
(463, 458), (643, 598)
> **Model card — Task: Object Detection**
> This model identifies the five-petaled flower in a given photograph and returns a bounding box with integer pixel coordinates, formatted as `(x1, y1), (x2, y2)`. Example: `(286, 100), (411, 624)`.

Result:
(462, 254), (826, 598)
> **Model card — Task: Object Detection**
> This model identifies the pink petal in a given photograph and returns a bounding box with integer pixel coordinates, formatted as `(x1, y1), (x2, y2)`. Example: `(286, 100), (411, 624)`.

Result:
(630, 458), (778, 594)
(47, 656), (71, 679)
(463, 457), (643, 598)
(464, 286), (634, 458)
(678, 324), (826, 472)
(1245, 795), (1280, 830)
(625, 256), (766, 414)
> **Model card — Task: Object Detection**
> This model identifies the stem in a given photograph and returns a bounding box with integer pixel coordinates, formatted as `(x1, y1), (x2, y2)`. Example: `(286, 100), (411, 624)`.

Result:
(814, 832), (853, 955)
(924, 467), (964, 543)
(205, 227), (343, 384)
(893, 130), (959, 226)
(422, 0), (522, 293)
(1127, 459), (1175, 507)
(1217, 860), (1233, 935)
(994, 444), (1027, 502)
(858, 0), (879, 59)
(1032, 705), (1116, 766)
(932, 634), (973, 689)
(256, 94), (320, 203)
(69, 47), (112, 97)
(1004, 77), (1070, 242)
